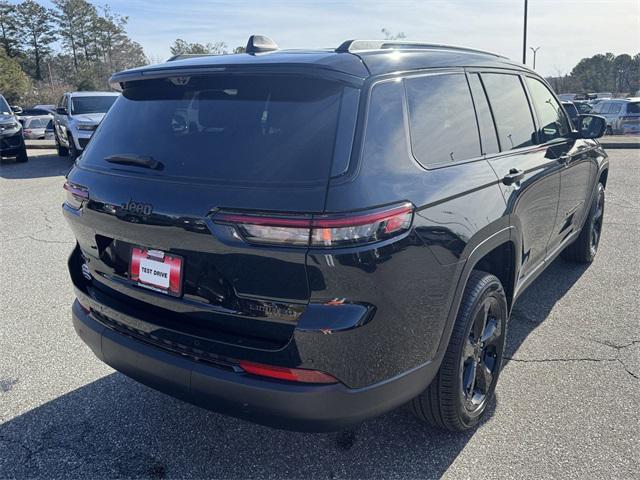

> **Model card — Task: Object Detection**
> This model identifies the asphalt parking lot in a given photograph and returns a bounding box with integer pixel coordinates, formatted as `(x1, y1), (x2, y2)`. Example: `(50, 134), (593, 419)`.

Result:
(1, 147), (639, 479)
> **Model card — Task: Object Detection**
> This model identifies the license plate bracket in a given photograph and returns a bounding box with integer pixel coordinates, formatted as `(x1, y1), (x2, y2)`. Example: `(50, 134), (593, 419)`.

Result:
(129, 247), (183, 296)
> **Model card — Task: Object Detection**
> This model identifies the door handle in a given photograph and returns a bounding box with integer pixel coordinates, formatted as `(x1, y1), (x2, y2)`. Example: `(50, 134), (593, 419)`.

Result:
(502, 168), (525, 186)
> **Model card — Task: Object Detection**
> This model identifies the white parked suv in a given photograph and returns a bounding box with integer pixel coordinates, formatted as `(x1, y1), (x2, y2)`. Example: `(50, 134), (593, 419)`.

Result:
(54, 91), (119, 158)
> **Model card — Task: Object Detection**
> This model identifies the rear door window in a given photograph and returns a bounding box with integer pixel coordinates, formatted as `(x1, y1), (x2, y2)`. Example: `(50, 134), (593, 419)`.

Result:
(80, 75), (357, 186)
(598, 103), (611, 114)
(468, 73), (500, 155)
(525, 77), (570, 142)
(405, 73), (481, 166)
(609, 103), (622, 114)
(627, 102), (640, 114)
(481, 73), (536, 150)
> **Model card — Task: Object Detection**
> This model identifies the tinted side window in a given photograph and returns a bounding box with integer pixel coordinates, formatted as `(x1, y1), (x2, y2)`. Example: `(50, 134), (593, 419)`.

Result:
(362, 80), (408, 172)
(598, 103), (611, 114)
(627, 102), (640, 114)
(405, 73), (480, 166)
(468, 73), (500, 155)
(481, 73), (535, 150)
(525, 77), (570, 142)
(609, 103), (622, 113)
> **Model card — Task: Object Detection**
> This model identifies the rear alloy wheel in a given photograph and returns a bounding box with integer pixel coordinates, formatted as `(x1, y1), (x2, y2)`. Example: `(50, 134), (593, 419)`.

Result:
(562, 183), (605, 263)
(411, 271), (507, 431)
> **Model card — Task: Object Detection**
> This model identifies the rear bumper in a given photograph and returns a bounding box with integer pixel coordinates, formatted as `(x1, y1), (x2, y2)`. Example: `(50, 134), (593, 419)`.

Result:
(73, 300), (439, 431)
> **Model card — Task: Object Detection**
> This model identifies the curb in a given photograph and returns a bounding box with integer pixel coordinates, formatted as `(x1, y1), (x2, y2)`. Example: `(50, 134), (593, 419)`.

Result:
(601, 142), (640, 149)
(25, 142), (57, 150)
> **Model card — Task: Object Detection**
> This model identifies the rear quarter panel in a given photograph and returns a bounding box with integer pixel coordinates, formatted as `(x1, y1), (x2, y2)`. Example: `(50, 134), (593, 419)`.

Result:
(307, 76), (509, 386)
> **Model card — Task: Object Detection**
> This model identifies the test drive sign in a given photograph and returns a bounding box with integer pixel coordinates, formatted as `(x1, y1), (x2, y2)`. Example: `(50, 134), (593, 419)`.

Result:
(130, 247), (183, 296)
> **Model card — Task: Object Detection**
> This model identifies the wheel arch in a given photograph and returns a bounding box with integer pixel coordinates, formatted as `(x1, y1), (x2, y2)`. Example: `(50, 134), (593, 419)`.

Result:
(434, 226), (517, 358)
(598, 167), (608, 189)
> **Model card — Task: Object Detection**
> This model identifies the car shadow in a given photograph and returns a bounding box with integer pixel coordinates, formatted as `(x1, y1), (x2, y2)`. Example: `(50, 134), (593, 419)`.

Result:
(0, 242), (588, 479)
(0, 151), (71, 180)
(0, 370), (497, 479)
(506, 256), (590, 359)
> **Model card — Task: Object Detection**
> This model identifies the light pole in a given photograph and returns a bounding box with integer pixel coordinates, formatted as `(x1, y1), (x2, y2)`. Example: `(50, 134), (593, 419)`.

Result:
(530, 46), (540, 70)
(522, 0), (528, 64)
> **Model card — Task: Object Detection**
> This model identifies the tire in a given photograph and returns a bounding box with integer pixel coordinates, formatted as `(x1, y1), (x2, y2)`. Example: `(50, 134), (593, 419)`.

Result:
(562, 183), (605, 263)
(605, 125), (613, 135)
(16, 146), (28, 163)
(411, 271), (508, 432)
(56, 134), (69, 157)
(68, 135), (79, 160)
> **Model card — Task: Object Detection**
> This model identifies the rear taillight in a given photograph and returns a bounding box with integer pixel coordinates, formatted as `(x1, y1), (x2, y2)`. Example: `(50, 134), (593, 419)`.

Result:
(239, 360), (338, 384)
(63, 181), (89, 210)
(214, 202), (414, 248)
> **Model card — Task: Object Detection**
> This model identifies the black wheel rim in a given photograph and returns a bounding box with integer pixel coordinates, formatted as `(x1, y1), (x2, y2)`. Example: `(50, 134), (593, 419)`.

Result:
(590, 190), (604, 255)
(461, 296), (503, 414)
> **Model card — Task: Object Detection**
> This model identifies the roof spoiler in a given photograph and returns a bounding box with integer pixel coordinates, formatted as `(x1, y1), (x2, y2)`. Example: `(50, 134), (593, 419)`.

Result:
(166, 53), (220, 62)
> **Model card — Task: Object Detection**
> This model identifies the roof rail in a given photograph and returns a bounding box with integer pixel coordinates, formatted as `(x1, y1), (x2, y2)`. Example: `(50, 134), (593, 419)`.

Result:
(335, 39), (507, 59)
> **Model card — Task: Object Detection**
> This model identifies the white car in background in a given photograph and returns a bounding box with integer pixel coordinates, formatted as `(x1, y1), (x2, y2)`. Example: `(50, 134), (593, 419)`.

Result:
(22, 115), (52, 139)
(53, 91), (120, 159)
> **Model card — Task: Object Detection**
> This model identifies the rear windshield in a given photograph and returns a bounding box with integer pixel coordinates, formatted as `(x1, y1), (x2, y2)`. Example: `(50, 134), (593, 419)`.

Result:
(71, 96), (118, 115)
(21, 109), (51, 116)
(627, 102), (640, 114)
(80, 75), (355, 185)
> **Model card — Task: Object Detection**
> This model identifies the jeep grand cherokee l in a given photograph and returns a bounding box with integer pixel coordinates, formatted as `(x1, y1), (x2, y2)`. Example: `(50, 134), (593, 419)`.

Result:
(64, 37), (609, 432)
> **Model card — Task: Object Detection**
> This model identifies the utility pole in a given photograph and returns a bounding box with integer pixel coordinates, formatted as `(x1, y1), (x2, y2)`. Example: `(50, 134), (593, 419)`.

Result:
(530, 46), (540, 70)
(47, 62), (55, 97)
(522, 0), (528, 64)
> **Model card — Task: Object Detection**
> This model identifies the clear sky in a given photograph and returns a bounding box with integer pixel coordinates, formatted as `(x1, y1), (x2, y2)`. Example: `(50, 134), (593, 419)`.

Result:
(46, 0), (640, 76)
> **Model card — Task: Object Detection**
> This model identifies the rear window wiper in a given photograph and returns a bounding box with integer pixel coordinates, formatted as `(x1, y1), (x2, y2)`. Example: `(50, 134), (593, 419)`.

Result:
(105, 154), (163, 170)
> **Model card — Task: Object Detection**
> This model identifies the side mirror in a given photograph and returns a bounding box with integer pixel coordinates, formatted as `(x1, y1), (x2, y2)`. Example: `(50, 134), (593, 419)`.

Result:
(577, 114), (606, 139)
(56, 107), (68, 115)
(11, 105), (22, 114)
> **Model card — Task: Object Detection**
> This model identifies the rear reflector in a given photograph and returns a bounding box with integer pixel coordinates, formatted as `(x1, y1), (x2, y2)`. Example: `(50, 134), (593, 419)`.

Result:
(214, 202), (413, 248)
(76, 296), (91, 313)
(239, 360), (338, 384)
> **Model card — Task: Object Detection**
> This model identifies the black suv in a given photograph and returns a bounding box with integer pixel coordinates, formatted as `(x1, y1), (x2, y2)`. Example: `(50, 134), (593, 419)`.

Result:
(64, 37), (608, 432)
(0, 94), (28, 162)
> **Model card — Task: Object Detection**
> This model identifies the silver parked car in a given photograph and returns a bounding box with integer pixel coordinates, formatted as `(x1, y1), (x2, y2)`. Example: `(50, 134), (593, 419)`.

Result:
(592, 99), (640, 135)
(53, 91), (120, 159)
(22, 115), (51, 139)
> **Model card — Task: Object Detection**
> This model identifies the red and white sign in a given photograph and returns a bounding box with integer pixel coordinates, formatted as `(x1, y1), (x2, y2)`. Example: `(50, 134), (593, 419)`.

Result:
(130, 247), (183, 296)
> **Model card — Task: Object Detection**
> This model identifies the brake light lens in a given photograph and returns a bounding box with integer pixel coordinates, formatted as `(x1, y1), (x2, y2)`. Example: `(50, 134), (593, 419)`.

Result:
(214, 202), (414, 248)
(311, 203), (413, 247)
(63, 181), (89, 210)
(239, 360), (338, 384)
